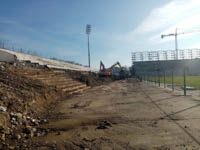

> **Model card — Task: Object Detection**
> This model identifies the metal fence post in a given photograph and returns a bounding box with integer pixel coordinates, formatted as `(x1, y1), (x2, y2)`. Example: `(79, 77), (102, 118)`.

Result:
(172, 70), (174, 91)
(158, 69), (160, 87)
(164, 71), (166, 88)
(184, 67), (186, 96)
(143, 74), (145, 82)
(150, 73), (152, 83)
(155, 72), (158, 85)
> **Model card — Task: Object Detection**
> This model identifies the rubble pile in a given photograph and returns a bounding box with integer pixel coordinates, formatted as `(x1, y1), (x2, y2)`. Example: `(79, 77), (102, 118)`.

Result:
(14, 60), (49, 70)
(0, 62), (63, 149)
(66, 70), (113, 87)
(0, 61), (109, 149)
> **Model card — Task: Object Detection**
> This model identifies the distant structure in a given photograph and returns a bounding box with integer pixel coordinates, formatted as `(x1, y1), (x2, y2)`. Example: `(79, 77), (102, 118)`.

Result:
(161, 28), (200, 60)
(132, 49), (200, 64)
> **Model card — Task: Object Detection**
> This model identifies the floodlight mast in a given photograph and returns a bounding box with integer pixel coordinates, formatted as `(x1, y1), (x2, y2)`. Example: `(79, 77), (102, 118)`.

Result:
(86, 24), (91, 68)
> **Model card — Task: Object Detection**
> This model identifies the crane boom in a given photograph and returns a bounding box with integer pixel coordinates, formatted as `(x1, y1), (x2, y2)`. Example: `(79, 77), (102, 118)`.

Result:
(109, 61), (122, 72)
(161, 28), (200, 60)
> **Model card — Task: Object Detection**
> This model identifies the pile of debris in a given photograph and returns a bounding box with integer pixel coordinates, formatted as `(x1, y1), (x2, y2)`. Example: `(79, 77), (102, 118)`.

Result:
(0, 62), (63, 149)
(14, 60), (49, 70)
(0, 60), (111, 149)
(66, 70), (113, 87)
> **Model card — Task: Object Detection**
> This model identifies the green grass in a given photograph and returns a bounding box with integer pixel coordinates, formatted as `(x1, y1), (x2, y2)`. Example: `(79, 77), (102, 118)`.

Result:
(148, 76), (200, 90)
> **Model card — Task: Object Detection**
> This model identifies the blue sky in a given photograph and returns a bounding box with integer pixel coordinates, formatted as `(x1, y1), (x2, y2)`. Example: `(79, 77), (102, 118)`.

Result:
(0, 0), (200, 68)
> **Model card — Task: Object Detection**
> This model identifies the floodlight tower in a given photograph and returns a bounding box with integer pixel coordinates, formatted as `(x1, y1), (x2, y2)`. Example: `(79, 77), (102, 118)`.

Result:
(86, 24), (91, 68)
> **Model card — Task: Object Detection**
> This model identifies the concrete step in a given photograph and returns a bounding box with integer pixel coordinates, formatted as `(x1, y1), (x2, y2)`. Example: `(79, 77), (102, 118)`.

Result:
(69, 86), (91, 94)
(23, 71), (55, 76)
(14, 69), (42, 74)
(62, 84), (88, 93)
(41, 79), (75, 85)
(53, 70), (66, 74)
(36, 75), (70, 80)
(24, 74), (55, 79)
(56, 82), (85, 89)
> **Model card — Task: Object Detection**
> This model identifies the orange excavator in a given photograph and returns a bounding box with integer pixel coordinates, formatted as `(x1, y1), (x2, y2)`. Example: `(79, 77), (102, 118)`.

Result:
(99, 61), (125, 79)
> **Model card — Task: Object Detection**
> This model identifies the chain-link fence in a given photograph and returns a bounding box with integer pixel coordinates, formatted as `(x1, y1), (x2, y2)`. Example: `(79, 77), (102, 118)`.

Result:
(134, 60), (200, 96)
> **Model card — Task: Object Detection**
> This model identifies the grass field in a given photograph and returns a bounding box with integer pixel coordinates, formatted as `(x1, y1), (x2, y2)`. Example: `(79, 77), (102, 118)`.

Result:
(148, 76), (200, 90)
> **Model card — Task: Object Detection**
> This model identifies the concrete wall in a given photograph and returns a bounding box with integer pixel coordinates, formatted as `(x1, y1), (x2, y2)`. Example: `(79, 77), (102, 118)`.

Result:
(0, 50), (16, 63)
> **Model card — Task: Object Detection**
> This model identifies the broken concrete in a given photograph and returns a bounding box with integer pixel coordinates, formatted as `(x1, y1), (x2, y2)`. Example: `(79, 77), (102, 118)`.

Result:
(0, 62), (100, 149)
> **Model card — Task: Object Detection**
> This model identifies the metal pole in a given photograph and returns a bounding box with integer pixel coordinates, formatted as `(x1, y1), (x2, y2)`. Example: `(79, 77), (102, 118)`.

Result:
(146, 74), (148, 82)
(164, 71), (166, 88)
(88, 34), (90, 68)
(158, 70), (160, 87)
(172, 70), (174, 91)
(157, 72), (158, 86)
(184, 67), (186, 96)
(175, 28), (178, 60)
(143, 73), (145, 82)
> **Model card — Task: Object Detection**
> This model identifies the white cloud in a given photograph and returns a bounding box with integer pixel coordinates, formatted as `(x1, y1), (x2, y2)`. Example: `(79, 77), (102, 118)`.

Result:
(134, 0), (200, 35)
(116, 0), (200, 51)
(189, 42), (200, 49)
(149, 13), (200, 44)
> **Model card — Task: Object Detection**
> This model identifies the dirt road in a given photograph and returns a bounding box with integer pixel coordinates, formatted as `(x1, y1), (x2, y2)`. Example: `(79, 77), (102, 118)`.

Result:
(29, 79), (200, 150)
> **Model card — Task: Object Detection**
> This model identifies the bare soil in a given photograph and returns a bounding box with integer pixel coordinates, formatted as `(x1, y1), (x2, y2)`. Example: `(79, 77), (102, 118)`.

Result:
(23, 79), (200, 150)
(0, 61), (116, 149)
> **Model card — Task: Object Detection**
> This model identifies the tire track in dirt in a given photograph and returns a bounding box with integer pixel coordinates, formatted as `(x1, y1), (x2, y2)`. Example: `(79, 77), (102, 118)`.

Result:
(139, 82), (200, 146)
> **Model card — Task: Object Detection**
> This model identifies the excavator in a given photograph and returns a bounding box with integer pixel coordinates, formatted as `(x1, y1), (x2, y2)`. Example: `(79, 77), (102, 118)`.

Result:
(99, 61), (125, 79)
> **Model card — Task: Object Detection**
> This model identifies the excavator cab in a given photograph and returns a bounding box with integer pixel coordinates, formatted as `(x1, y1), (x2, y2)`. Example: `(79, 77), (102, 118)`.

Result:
(99, 61), (112, 77)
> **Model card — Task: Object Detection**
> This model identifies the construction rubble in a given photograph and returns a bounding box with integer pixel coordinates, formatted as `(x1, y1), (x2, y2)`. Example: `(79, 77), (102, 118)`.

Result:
(0, 60), (107, 150)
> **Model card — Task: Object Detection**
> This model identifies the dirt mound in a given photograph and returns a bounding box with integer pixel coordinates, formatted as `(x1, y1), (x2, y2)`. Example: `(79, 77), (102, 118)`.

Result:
(0, 63), (62, 114)
(0, 62), (114, 149)
(0, 62), (112, 149)
(0, 63), (63, 149)
(65, 70), (113, 87)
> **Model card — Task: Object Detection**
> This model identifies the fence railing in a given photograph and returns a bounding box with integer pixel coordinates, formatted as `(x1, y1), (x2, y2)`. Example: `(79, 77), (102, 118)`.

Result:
(137, 66), (199, 96)
(132, 48), (200, 63)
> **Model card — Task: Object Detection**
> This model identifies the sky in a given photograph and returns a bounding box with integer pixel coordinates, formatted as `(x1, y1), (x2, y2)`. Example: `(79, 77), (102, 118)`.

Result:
(0, 0), (200, 69)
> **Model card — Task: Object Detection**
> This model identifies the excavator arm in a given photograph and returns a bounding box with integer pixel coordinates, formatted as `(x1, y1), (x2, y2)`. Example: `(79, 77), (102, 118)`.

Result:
(100, 61), (105, 71)
(109, 61), (122, 73)
(99, 61), (124, 78)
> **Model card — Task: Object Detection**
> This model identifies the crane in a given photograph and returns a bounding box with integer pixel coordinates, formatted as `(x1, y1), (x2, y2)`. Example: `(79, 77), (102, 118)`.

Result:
(161, 28), (200, 60)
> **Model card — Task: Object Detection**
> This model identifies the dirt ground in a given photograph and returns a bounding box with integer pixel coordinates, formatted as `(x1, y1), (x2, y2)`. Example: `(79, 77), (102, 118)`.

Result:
(20, 79), (200, 150)
(0, 62), (99, 149)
